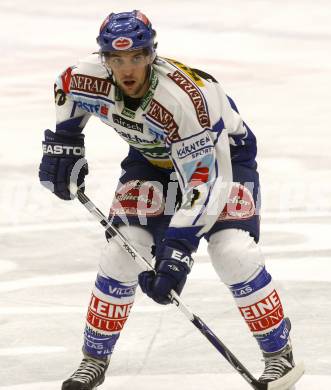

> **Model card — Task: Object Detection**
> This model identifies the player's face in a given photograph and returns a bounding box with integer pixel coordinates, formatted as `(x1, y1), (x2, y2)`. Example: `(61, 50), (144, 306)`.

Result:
(105, 49), (152, 98)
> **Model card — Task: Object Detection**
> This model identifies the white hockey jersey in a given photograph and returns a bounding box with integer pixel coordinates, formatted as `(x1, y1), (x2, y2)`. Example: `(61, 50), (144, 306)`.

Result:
(54, 54), (257, 249)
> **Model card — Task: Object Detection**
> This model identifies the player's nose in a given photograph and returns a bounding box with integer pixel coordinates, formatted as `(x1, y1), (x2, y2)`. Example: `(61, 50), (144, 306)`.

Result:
(122, 68), (134, 77)
(120, 61), (135, 75)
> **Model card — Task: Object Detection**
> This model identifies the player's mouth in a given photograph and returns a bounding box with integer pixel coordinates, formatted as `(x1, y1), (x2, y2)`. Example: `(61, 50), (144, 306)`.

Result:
(122, 79), (136, 88)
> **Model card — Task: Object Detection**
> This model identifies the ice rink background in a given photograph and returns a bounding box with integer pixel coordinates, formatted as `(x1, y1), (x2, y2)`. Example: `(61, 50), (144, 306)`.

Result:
(0, 0), (331, 388)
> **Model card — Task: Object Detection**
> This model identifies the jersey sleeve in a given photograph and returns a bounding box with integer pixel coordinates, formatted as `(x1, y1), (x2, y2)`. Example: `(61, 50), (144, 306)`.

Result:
(54, 66), (91, 135)
(165, 123), (233, 250)
(163, 81), (242, 251)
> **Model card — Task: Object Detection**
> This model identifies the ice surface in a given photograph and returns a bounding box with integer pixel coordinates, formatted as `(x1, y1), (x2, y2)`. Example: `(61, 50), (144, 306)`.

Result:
(0, 0), (330, 388)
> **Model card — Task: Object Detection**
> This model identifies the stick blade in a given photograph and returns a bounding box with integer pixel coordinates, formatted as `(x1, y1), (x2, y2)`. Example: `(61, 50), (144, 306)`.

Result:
(267, 361), (305, 390)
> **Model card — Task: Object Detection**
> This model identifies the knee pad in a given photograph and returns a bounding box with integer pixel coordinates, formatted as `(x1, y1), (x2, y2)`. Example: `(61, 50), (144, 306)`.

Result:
(99, 225), (154, 282)
(207, 229), (265, 286)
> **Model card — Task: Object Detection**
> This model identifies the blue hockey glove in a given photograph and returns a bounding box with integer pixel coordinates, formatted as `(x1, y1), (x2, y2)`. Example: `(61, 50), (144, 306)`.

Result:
(39, 129), (88, 200)
(138, 240), (194, 305)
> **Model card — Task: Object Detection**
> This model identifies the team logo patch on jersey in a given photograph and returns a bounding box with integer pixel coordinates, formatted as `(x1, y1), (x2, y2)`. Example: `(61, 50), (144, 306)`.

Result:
(112, 37), (133, 50)
(109, 180), (165, 217)
(218, 183), (256, 221)
(167, 71), (210, 128)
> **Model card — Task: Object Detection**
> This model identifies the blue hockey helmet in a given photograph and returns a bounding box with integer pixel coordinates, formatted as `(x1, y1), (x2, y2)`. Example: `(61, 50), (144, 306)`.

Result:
(97, 11), (156, 54)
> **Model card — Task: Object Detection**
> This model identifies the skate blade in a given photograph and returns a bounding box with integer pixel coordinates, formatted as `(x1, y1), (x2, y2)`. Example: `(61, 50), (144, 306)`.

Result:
(267, 361), (305, 390)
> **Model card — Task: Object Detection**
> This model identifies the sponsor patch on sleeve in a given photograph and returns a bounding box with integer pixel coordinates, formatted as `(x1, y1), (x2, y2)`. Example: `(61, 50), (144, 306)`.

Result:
(167, 71), (210, 128)
(70, 74), (112, 96)
(172, 131), (214, 161)
(147, 99), (180, 143)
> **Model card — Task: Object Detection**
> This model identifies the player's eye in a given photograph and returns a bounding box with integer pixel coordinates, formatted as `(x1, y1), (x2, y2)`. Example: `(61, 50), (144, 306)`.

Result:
(108, 57), (124, 67)
(132, 55), (145, 64)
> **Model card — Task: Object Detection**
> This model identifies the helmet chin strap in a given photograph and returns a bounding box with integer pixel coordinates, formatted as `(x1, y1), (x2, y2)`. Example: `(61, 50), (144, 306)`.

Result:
(99, 51), (115, 83)
(143, 56), (156, 88)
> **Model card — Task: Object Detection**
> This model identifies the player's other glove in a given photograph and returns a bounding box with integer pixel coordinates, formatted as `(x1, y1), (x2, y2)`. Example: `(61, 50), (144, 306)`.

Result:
(138, 240), (194, 305)
(39, 129), (88, 200)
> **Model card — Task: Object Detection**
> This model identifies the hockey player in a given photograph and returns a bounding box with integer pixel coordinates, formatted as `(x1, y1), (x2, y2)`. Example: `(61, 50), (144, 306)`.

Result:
(39, 10), (297, 389)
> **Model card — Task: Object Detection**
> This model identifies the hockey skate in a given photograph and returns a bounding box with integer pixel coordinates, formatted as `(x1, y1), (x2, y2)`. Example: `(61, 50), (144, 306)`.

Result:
(62, 353), (110, 390)
(260, 343), (294, 382)
(259, 343), (304, 389)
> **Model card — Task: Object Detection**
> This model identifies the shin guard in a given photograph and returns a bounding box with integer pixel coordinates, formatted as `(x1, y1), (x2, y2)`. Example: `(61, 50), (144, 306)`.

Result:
(84, 274), (137, 358)
(229, 267), (290, 353)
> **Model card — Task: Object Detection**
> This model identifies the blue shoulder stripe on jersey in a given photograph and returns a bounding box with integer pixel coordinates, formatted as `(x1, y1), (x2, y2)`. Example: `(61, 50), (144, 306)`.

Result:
(211, 117), (225, 133)
(229, 266), (272, 298)
(230, 133), (247, 146)
(211, 117), (225, 145)
(229, 125), (257, 166)
(227, 95), (240, 114)
(56, 116), (85, 133)
(70, 91), (115, 105)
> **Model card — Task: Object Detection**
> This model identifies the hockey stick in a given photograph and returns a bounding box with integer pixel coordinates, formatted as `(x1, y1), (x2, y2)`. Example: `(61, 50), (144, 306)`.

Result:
(74, 189), (304, 390)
